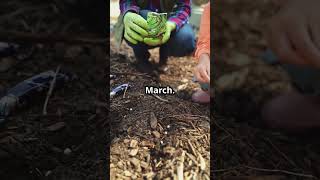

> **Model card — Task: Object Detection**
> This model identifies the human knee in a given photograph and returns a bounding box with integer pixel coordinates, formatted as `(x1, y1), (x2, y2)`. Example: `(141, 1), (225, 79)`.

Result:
(171, 31), (196, 56)
(174, 27), (196, 54)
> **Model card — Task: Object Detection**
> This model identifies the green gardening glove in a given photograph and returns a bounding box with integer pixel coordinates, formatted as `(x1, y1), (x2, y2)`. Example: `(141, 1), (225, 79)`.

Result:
(143, 21), (176, 46)
(123, 12), (149, 44)
(143, 37), (162, 46)
(161, 21), (176, 44)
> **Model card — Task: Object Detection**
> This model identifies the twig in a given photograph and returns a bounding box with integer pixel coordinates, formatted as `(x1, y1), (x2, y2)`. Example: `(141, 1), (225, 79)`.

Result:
(198, 152), (206, 171)
(187, 140), (198, 156)
(0, 30), (107, 45)
(214, 119), (259, 153)
(177, 150), (185, 180)
(213, 166), (240, 173)
(213, 120), (232, 136)
(185, 152), (199, 166)
(264, 138), (297, 168)
(43, 66), (60, 115)
(166, 114), (209, 121)
(123, 83), (129, 98)
(244, 165), (317, 179)
(0, 5), (49, 22)
(112, 72), (151, 78)
(151, 94), (169, 103)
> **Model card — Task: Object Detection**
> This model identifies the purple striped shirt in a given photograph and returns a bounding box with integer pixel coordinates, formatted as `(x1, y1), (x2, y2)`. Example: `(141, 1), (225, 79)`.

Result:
(119, 0), (191, 31)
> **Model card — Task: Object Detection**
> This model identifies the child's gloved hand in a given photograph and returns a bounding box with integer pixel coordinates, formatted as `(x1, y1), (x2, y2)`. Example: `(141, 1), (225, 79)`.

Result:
(194, 54), (210, 83)
(123, 12), (149, 44)
(266, 0), (320, 67)
(143, 21), (176, 46)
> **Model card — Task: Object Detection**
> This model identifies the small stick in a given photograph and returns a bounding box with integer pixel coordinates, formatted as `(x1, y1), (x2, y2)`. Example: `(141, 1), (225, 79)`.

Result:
(185, 152), (199, 166)
(198, 152), (206, 171)
(188, 140), (198, 156)
(43, 66), (60, 115)
(112, 72), (151, 78)
(122, 83), (129, 98)
(244, 166), (317, 179)
(177, 150), (185, 180)
(0, 30), (107, 45)
(151, 94), (169, 102)
(213, 166), (239, 173)
(264, 137), (297, 168)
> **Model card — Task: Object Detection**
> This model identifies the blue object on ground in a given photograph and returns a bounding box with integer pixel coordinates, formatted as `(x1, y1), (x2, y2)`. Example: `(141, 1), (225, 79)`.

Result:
(192, 77), (209, 91)
(110, 84), (131, 98)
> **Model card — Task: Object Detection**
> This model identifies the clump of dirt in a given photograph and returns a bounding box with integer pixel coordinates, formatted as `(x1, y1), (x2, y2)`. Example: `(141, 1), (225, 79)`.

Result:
(213, 0), (320, 179)
(109, 38), (210, 179)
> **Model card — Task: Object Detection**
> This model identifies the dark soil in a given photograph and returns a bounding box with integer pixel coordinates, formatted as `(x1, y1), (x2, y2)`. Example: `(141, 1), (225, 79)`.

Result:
(0, 1), (107, 179)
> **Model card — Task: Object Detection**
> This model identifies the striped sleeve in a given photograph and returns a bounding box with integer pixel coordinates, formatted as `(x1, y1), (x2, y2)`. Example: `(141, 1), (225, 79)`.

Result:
(168, 0), (191, 31)
(119, 0), (140, 15)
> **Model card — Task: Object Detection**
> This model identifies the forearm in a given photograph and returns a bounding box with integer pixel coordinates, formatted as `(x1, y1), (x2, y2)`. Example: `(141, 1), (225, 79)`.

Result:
(119, 0), (140, 15)
(195, 45), (210, 61)
(194, 3), (210, 61)
(168, 0), (191, 31)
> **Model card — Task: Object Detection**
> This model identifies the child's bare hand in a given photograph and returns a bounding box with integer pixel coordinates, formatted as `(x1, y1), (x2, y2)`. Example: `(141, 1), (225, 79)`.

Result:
(266, 0), (320, 67)
(194, 54), (210, 83)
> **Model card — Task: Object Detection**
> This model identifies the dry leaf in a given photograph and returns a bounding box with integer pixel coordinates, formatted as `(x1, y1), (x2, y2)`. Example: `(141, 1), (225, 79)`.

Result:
(152, 131), (161, 139)
(46, 122), (66, 132)
(150, 112), (158, 129)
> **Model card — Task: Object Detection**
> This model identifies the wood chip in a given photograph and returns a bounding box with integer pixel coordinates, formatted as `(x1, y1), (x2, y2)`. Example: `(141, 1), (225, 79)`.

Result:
(140, 161), (149, 169)
(117, 161), (124, 169)
(131, 174), (138, 179)
(129, 157), (140, 168)
(163, 146), (176, 156)
(130, 139), (138, 148)
(143, 172), (155, 179)
(152, 131), (161, 139)
(181, 78), (188, 83)
(177, 150), (185, 180)
(150, 112), (158, 129)
(129, 148), (139, 156)
(146, 154), (151, 163)
(185, 152), (198, 165)
(129, 76), (136, 81)
(141, 140), (155, 148)
(187, 140), (197, 156)
(198, 153), (206, 171)
(177, 84), (187, 91)
(123, 170), (132, 177)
